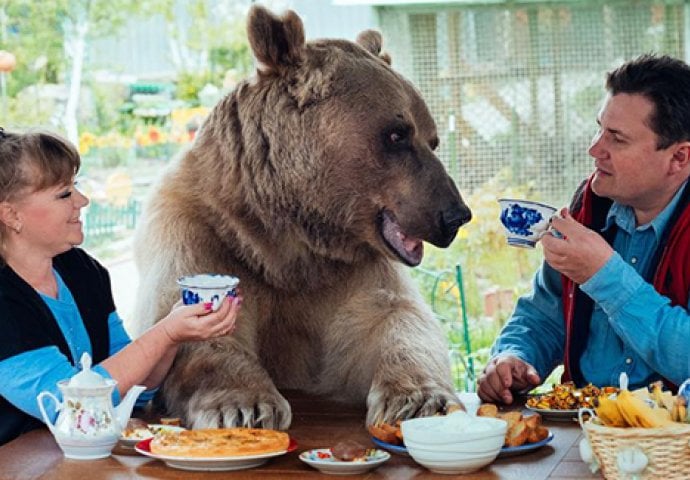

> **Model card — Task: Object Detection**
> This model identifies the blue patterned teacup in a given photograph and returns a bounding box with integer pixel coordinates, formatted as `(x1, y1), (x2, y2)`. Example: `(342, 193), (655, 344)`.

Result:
(498, 199), (557, 248)
(177, 274), (240, 311)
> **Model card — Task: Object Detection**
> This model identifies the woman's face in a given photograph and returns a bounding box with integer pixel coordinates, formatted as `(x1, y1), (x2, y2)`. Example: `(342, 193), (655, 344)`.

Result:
(10, 179), (89, 257)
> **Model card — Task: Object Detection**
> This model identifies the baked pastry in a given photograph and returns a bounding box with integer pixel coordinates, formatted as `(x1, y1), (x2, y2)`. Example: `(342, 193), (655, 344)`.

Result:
(122, 418), (153, 440)
(150, 427), (289, 457)
(331, 440), (367, 461)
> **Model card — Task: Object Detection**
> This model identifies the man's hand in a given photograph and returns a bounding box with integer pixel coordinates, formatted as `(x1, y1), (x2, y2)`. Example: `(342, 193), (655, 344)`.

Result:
(478, 355), (540, 405)
(540, 208), (613, 284)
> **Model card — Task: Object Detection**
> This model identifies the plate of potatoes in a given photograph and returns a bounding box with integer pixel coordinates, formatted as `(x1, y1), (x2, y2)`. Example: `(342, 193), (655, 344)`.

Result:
(369, 405), (553, 457)
(476, 404), (553, 457)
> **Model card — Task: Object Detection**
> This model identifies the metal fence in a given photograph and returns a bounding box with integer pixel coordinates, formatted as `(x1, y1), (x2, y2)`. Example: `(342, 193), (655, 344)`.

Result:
(377, 0), (688, 205)
(83, 199), (141, 242)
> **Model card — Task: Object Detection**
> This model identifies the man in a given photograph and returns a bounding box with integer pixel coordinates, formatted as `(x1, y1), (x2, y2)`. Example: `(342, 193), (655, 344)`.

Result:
(478, 54), (690, 405)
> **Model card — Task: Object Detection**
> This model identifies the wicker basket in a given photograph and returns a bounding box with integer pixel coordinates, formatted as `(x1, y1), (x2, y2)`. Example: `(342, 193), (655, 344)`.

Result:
(583, 420), (690, 479)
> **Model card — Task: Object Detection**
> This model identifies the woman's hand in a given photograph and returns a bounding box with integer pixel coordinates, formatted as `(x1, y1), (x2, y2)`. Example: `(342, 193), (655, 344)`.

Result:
(160, 296), (242, 344)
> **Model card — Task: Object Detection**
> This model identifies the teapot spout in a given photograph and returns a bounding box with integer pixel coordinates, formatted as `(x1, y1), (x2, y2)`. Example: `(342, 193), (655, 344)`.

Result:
(115, 385), (146, 429)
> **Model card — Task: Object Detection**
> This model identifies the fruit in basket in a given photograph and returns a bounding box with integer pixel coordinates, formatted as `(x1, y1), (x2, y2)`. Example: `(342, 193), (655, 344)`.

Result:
(615, 390), (673, 428)
(593, 394), (627, 428)
(670, 395), (687, 423)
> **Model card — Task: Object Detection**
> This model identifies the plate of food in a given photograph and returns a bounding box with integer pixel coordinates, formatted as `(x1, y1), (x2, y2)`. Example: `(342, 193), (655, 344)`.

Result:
(299, 441), (390, 475)
(134, 427), (296, 471)
(120, 419), (187, 447)
(370, 436), (409, 456)
(524, 407), (579, 421)
(370, 406), (554, 457)
(370, 433), (553, 458)
(497, 430), (554, 457)
(525, 382), (615, 422)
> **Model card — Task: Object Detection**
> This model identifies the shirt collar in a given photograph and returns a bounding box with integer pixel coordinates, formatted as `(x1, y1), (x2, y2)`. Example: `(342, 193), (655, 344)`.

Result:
(602, 180), (688, 238)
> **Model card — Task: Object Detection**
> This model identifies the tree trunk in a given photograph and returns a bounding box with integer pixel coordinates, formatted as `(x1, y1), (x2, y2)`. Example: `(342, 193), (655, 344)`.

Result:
(63, 18), (89, 146)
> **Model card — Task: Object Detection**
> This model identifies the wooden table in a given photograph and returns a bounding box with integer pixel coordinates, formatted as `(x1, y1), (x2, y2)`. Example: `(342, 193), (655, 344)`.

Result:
(0, 391), (601, 479)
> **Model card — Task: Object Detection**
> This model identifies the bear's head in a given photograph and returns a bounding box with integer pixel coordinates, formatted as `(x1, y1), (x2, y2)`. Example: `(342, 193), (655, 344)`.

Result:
(195, 6), (471, 276)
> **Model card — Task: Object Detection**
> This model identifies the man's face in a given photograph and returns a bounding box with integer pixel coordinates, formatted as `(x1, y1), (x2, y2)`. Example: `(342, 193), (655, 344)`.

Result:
(588, 93), (677, 210)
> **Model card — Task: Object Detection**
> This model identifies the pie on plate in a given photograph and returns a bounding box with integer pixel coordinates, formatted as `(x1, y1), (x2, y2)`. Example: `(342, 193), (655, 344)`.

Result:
(135, 436), (297, 472)
(150, 427), (290, 458)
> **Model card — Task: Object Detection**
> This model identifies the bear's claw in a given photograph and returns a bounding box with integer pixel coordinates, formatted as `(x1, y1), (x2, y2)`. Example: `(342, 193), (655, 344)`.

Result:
(185, 389), (292, 431)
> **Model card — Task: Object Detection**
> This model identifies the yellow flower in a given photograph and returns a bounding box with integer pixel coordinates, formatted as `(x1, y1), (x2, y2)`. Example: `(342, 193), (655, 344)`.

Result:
(78, 131), (96, 155)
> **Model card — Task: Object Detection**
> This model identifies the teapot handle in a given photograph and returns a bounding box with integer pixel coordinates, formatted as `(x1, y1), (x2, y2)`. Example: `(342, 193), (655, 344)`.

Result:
(37, 391), (61, 435)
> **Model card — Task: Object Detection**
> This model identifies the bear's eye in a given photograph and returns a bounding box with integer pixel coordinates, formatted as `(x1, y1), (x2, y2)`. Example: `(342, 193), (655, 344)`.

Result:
(390, 130), (406, 143)
(382, 124), (412, 151)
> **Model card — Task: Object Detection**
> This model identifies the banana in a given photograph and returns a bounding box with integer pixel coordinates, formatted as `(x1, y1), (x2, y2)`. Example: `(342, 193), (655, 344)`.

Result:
(650, 381), (665, 408)
(650, 406), (672, 424)
(594, 394), (628, 427)
(678, 397), (687, 423)
(616, 389), (673, 428)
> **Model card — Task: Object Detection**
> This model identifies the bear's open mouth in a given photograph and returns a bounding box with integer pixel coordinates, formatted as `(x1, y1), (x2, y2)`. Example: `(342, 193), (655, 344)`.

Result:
(379, 209), (424, 266)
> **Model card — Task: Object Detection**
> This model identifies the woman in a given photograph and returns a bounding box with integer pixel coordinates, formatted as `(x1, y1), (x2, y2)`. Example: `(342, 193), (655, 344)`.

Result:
(0, 128), (241, 444)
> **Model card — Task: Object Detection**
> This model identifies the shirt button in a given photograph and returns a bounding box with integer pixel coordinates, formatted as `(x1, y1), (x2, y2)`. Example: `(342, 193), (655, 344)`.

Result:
(625, 358), (633, 364)
(631, 257), (638, 264)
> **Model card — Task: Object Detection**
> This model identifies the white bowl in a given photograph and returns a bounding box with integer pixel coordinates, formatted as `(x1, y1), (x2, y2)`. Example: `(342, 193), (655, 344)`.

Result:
(401, 413), (507, 475)
(404, 450), (499, 474)
(402, 444), (500, 461)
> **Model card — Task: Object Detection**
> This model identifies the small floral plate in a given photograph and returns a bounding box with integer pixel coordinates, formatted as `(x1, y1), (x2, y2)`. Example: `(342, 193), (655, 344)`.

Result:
(299, 448), (390, 475)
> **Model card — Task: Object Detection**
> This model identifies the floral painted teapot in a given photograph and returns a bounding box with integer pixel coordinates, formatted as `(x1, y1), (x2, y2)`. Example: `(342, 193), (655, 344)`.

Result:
(37, 352), (145, 459)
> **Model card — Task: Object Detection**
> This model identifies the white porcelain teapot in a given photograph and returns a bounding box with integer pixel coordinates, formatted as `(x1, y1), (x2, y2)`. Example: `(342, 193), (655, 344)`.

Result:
(37, 352), (146, 460)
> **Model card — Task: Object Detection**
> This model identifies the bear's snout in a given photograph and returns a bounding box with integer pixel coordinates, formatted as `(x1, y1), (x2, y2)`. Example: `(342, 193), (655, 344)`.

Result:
(441, 202), (472, 240)
(431, 201), (471, 248)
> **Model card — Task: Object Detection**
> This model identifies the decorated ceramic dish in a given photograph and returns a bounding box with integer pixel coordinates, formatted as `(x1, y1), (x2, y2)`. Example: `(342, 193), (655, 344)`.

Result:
(299, 448), (390, 475)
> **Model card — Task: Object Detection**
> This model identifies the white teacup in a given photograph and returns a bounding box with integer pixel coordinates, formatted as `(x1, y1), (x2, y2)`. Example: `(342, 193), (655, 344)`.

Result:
(498, 199), (557, 248)
(177, 274), (240, 311)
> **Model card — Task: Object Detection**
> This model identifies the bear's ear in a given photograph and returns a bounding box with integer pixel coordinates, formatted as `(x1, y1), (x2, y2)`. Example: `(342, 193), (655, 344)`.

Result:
(247, 5), (305, 74)
(356, 30), (391, 65)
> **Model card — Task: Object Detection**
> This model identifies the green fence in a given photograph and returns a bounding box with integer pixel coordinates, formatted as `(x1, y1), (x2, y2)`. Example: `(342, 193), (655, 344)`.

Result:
(412, 264), (477, 392)
(377, 0), (688, 205)
(83, 199), (141, 241)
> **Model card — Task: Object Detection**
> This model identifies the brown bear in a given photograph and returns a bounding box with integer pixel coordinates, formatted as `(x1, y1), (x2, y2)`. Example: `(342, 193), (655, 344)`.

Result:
(132, 5), (472, 430)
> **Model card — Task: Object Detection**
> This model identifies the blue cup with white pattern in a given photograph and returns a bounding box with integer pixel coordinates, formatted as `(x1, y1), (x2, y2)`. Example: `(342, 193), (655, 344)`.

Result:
(498, 199), (557, 248)
(177, 274), (239, 312)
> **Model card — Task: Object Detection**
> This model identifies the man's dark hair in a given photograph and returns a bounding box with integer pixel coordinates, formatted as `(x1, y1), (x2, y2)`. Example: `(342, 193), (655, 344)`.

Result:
(606, 54), (690, 149)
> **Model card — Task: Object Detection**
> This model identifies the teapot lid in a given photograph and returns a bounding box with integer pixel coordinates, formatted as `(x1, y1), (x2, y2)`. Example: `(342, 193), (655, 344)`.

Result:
(68, 352), (107, 387)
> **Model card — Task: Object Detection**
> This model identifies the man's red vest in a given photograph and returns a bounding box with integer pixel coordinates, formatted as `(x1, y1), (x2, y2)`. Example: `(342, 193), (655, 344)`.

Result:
(561, 174), (690, 388)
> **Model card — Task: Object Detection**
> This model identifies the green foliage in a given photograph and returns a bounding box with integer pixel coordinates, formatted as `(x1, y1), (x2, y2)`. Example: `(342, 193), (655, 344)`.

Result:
(418, 168), (544, 318)
(87, 81), (130, 135)
(175, 72), (208, 105)
(1, 0), (141, 97)
(413, 168), (548, 390)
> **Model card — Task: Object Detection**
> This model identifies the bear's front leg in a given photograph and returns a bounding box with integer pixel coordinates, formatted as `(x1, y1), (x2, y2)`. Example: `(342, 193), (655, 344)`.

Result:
(159, 341), (292, 430)
(364, 307), (463, 426)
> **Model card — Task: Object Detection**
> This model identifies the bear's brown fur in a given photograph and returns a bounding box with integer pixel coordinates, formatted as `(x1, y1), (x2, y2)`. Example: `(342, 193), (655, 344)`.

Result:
(133, 5), (471, 430)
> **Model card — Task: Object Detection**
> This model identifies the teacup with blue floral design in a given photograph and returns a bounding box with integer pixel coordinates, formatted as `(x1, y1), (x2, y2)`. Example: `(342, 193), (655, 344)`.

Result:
(177, 274), (240, 311)
(498, 199), (557, 248)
